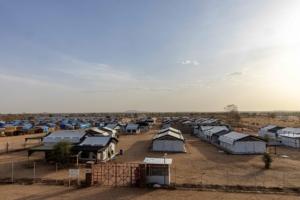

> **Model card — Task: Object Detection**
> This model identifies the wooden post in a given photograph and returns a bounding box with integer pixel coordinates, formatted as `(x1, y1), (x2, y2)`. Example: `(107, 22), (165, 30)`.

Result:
(200, 167), (202, 184)
(11, 162), (14, 182)
(283, 172), (285, 191)
(227, 169), (229, 191)
(175, 165), (176, 187)
(34, 162), (36, 183)
(56, 163), (58, 184)
(78, 165), (80, 186)
(255, 171), (257, 192)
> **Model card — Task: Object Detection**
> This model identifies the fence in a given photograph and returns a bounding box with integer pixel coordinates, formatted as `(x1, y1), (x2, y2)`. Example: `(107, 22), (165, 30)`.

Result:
(0, 140), (41, 153)
(2, 160), (300, 193)
(168, 165), (300, 193)
(0, 159), (86, 186)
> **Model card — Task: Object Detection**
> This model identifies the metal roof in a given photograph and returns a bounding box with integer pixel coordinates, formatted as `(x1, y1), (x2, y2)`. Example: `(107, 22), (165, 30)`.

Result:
(280, 134), (300, 138)
(42, 131), (86, 144)
(219, 132), (248, 145)
(277, 127), (300, 135)
(43, 137), (82, 144)
(203, 126), (229, 137)
(154, 131), (184, 141)
(101, 127), (116, 133)
(143, 157), (172, 165)
(126, 124), (139, 129)
(260, 125), (277, 131)
(105, 124), (119, 129)
(159, 127), (181, 134)
(88, 128), (109, 136)
(45, 131), (86, 138)
(79, 137), (111, 146)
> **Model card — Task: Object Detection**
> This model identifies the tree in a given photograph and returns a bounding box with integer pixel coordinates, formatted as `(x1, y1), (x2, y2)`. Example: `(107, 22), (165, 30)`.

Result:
(262, 152), (273, 169)
(52, 141), (72, 165)
(268, 113), (276, 119)
(224, 104), (241, 125)
(263, 134), (271, 143)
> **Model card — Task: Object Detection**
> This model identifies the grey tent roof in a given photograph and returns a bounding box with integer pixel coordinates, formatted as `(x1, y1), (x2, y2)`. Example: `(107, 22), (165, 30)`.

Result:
(219, 132), (248, 145)
(159, 127), (181, 135)
(42, 131), (87, 144)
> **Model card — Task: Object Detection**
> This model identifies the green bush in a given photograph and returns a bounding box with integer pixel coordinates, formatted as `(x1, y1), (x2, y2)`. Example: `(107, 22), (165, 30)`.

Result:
(52, 141), (72, 165)
(262, 152), (273, 169)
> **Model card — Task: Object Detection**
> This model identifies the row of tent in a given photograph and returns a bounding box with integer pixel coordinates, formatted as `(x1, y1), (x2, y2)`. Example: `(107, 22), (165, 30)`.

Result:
(162, 117), (227, 129)
(258, 125), (300, 148)
(195, 125), (267, 154)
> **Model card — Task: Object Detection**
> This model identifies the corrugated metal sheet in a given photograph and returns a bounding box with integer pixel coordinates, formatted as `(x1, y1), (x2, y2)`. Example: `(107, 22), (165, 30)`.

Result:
(277, 128), (300, 136)
(126, 124), (139, 129)
(143, 157), (172, 165)
(159, 127), (181, 134)
(219, 132), (248, 145)
(203, 126), (229, 137)
(46, 131), (86, 138)
(43, 137), (81, 144)
(260, 125), (277, 131)
(154, 131), (184, 141)
(79, 137), (110, 146)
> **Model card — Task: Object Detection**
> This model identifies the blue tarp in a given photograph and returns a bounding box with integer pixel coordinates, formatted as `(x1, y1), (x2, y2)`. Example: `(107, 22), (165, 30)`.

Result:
(42, 126), (49, 133)
(46, 123), (56, 129)
(75, 123), (90, 129)
(60, 123), (73, 130)
(22, 124), (33, 131)
(12, 120), (21, 126)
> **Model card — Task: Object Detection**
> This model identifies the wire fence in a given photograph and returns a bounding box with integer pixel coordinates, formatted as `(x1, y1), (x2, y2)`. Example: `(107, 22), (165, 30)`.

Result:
(169, 165), (300, 192)
(0, 159), (86, 186)
(0, 141), (41, 153)
(1, 160), (300, 193)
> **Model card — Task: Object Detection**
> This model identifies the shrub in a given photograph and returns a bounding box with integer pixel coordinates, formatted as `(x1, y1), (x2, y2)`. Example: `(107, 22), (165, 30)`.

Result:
(52, 141), (72, 165)
(262, 152), (273, 169)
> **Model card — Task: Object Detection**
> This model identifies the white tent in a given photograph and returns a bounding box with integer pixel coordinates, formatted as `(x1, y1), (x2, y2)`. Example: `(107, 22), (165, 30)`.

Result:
(219, 132), (266, 154)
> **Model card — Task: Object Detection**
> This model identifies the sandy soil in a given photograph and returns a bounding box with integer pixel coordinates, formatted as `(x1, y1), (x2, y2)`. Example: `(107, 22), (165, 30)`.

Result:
(1, 122), (300, 189)
(0, 184), (299, 200)
(0, 133), (46, 153)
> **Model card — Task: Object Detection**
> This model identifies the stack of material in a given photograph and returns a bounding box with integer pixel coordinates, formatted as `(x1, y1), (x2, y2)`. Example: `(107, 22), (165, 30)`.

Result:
(5, 126), (17, 136)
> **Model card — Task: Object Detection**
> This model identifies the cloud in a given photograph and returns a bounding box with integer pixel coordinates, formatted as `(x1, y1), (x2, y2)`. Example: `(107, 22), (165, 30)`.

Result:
(182, 60), (200, 65)
(182, 60), (191, 65)
(193, 61), (199, 65)
(53, 55), (137, 84)
(226, 71), (244, 76)
(80, 86), (174, 93)
(0, 74), (74, 90)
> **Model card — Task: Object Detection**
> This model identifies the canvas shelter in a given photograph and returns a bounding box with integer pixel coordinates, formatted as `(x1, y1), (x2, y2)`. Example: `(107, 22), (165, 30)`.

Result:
(152, 127), (185, 152)
(219, 132), (266, 154)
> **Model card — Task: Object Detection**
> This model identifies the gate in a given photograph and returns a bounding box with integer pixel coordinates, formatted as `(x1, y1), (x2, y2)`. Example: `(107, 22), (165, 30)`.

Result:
(93, 163), (139, 186)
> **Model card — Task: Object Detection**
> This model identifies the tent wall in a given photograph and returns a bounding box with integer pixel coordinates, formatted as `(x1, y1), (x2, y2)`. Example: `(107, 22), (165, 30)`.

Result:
(282, 137), (300, 148)
(152, 140), (184, 152)
(220, 141), (266, 154)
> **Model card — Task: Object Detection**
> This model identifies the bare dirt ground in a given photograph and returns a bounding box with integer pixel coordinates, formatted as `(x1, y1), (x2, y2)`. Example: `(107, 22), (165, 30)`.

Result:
(0, 133), (46, 153)
(1, 123), (300, 190)
(0, 184), (299, 200)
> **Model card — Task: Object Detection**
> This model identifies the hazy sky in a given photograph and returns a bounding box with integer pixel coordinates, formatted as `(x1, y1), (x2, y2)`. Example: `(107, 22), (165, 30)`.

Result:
(1, 0), (300, 113)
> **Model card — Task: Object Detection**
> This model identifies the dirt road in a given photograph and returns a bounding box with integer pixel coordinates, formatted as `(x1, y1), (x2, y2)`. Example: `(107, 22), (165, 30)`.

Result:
(0, 184), (298, 200)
